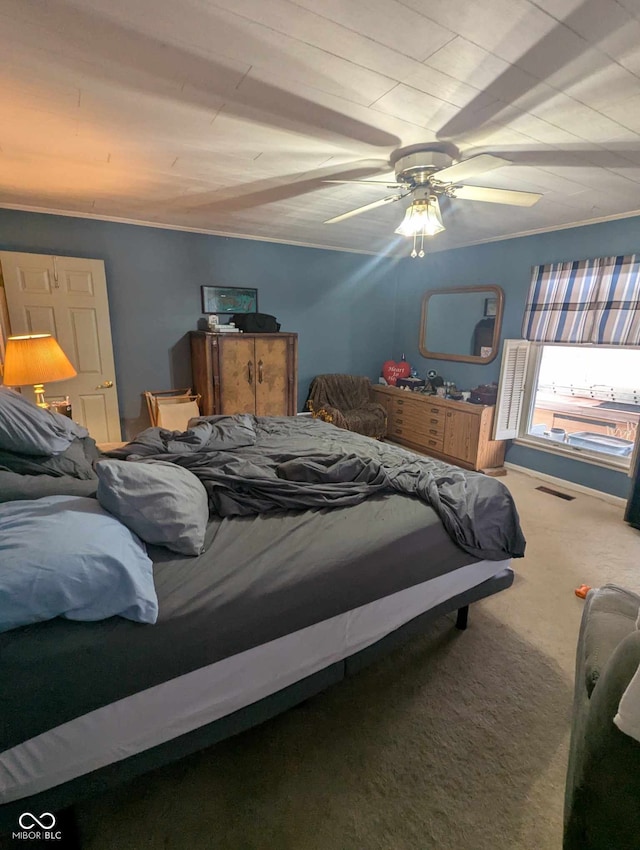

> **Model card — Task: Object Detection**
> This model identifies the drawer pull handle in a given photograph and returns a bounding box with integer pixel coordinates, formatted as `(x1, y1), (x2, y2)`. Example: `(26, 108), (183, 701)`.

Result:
(396, 428), (403, 434)
(429, 429), (438, 435)
(397, 400), (404, 405)
(428, 440), (437, 446)
(430, 418), (438, 424)
(430, 407), (439, 413)
(395, 418), (403, 424)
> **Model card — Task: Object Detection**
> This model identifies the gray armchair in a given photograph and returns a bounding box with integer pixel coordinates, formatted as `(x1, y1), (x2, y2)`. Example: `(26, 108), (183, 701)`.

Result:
(564, 584), (640, 849)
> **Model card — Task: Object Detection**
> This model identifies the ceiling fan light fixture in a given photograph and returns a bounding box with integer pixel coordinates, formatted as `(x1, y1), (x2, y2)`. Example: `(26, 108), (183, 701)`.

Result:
(394, 194), (444, 257)
(394, 195), (445, 237)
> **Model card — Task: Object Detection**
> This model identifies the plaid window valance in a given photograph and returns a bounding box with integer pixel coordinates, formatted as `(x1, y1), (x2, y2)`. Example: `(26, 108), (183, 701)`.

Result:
(523, 254), (640, 345)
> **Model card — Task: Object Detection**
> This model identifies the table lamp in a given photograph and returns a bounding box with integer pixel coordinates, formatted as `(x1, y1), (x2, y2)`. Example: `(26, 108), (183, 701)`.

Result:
(3, 333), (77, 408)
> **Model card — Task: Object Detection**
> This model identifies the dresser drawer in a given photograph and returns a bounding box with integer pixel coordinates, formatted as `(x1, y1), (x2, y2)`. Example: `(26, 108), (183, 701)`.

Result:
(423, 402), (444, 420)
(390, 396), (424, 417)
(389, 414), (444, 439)
(395, 399), (444, 420)
(390, 401), (444, 426)
(389, 423), (444, 452)
(421, 434), (445, 452)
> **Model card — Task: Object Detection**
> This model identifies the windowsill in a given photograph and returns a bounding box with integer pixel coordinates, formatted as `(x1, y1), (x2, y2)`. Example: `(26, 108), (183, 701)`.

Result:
(512, 436), (631, 473)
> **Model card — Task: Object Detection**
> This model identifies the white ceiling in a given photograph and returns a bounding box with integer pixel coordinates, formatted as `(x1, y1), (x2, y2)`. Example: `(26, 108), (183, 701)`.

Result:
(2, 0), (640, 255)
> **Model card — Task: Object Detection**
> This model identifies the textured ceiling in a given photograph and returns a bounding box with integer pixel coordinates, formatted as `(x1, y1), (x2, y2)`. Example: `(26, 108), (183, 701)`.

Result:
(2, 0), (640, 255)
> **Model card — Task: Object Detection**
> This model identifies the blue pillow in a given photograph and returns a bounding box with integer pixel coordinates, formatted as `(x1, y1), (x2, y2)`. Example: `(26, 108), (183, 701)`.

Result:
(0, 495), (158, 633)
(0, 386), (88, 456)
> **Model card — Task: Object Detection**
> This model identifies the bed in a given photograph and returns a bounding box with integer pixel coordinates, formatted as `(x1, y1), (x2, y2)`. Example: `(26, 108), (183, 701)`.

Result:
(0, 411), (524, 837)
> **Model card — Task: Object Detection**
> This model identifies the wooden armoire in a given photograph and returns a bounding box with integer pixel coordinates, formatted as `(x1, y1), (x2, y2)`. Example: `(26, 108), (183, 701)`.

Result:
(190, 331), (298, 416)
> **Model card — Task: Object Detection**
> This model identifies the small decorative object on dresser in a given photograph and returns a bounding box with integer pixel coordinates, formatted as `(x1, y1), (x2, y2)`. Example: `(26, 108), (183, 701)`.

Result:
(382, 358), (411, 386)
(370, 384), (505, 473)
(470, 383), (499, 405)
(396, 377), (426, 391)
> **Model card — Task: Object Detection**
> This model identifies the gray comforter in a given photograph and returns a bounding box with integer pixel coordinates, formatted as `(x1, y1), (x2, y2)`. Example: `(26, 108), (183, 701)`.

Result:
(107, 415), (525, 561)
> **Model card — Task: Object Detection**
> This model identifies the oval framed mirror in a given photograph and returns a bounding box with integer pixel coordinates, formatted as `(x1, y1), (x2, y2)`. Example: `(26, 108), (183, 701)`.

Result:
(419, 285), (504, 364)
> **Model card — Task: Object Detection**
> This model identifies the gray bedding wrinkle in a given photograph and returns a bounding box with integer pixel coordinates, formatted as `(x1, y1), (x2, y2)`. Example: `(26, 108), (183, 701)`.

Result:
(108, 416), (525, 561)
(118, 415), (257, 456)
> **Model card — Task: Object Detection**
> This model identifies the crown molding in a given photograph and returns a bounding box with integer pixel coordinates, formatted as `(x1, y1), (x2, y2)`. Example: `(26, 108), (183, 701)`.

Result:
(0, 202), (404, 259)
(2, 201), (639, 260)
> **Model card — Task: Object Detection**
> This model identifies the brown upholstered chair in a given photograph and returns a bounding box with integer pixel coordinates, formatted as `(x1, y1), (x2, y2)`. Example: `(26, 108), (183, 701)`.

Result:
(306, 374), (386, 439)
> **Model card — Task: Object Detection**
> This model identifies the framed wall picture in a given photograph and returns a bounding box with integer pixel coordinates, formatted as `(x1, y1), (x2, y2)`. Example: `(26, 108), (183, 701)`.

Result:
(201, 286), (258, 314)
(484, 297), (497, 318)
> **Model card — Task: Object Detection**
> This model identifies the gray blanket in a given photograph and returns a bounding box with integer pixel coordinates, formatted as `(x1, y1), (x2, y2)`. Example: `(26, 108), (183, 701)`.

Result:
(108, 416), (525, 561)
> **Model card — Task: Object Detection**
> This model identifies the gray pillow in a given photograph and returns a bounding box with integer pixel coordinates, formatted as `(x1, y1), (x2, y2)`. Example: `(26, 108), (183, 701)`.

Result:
(0, 386), (88, 455)
(96, 459), (209, 555)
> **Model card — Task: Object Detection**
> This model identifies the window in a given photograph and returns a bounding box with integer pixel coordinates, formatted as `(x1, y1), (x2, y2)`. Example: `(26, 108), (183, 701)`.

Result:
(495, 251), (640, 467)
(496, 341), (640, 467)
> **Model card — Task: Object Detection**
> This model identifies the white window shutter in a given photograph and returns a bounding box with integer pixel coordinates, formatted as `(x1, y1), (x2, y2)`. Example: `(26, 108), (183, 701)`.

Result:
(493, 339), (531, 440)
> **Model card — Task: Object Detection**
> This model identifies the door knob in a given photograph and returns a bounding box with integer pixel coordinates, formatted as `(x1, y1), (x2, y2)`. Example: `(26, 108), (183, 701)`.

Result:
(95, 380), (114, 389)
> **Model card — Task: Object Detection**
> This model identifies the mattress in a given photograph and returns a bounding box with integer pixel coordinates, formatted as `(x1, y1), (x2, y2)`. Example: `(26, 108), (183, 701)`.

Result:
(1, 492), (478, 754)
(0, 557), (510, 803)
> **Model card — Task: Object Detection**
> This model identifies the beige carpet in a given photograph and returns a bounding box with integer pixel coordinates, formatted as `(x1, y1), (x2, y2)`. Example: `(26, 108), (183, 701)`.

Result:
(73, 469), (640, 849)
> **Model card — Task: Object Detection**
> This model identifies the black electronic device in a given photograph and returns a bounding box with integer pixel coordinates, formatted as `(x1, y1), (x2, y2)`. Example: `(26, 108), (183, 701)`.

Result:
(231, 313), (281, 333)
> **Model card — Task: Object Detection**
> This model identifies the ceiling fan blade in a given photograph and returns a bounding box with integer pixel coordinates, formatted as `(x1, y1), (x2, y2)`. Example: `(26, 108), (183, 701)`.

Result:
(432, 154), (511, 184)
(323, 179), (403, 187)
(172, 160), (390, 214)
(452, 185), (542, 206)
(324, 193), (407, 224)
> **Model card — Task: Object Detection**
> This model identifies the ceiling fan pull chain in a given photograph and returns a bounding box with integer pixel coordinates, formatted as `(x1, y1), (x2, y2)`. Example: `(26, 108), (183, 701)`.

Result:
(411, 232), (418, 259)
(419, 231), (425, 258)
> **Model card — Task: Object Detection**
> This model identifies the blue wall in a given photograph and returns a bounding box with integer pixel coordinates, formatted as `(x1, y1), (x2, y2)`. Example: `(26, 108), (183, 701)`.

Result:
(2, 206), (636, 497)
(393, 215), (640, 498)
(0, 210), (400, 437)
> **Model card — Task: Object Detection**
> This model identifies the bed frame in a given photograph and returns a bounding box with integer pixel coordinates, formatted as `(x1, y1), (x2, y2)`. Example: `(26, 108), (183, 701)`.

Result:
(0, 568), (513, 845)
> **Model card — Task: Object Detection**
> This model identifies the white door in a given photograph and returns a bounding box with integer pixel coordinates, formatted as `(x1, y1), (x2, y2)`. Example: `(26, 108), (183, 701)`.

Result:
(0, 251), (121, 443)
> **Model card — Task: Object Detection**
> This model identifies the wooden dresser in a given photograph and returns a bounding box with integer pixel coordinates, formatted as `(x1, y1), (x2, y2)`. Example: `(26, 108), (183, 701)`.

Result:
(371, 385), (505, 472)
(190, 332), (298, 416)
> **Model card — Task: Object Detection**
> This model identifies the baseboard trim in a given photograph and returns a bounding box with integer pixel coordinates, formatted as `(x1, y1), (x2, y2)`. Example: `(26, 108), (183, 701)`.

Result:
(504, 462), (627, 507)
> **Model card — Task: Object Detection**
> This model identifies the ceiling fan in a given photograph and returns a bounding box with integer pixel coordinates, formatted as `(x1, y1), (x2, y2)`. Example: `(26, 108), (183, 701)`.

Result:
(323, 145), (543, 257)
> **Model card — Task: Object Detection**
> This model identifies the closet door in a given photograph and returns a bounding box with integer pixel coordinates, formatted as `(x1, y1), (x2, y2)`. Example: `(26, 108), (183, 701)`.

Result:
(254, 336), (289, 416)
(218, 336), (256, 414)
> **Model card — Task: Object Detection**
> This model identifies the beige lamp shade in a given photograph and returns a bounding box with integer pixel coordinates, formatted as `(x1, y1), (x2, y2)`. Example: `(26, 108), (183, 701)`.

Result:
(3, 334), (77, 386)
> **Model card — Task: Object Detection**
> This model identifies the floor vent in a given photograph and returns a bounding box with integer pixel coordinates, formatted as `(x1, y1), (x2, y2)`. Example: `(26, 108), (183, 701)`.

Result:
(536, 485), (576, 501)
